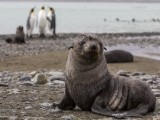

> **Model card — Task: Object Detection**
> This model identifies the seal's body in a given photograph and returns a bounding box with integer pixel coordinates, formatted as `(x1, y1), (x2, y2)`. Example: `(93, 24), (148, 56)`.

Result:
(15, 26), (25, 43)
(104, 50), (134, 63)
(47, 7), (56, 37)
(26, 7), (36, 37)
(6, 26), (25, 44)
(38, 6), (47, 37)
(55, 35), (156, 119)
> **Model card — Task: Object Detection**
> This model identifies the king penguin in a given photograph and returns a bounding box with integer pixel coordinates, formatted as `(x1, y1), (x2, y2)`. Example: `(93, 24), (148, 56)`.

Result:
(26, 7), (36, 38)
(47, 7), (56, 37)
(37, 6), (47, 37)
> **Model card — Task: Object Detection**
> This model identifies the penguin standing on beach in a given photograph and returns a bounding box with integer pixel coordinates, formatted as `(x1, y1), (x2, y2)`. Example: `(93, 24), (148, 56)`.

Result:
(26, 7), (36, 38)
(37, 6), (47, 37)
(47, 7), (56, 37)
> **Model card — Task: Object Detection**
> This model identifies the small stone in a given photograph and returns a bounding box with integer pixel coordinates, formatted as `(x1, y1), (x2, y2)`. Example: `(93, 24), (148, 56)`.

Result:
(0, 83), (9, 87)
(0, 116), (17, 120)
(96, 118), (113, 120)
(24, 117), (45, 120)
(32, 73), (48, 84)
(154, 92), (160, 97)
(47, 71), (65, 77)
(49, 76), (66, 82)
(19, 81), (34, 86)
(19, 76), (31, 81)
(40, 102), (52, 109)
(61, 115), (78, 120)
(132, 72), (145, 76)
(25, 106), (32, 110)
(29, 71), (37, 77)
(116, 70), (130, 77)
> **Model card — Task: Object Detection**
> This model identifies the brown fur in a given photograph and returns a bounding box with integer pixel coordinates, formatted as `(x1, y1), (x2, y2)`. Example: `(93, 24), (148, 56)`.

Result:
(5, 26), (25, 44)
(104, 50), (134, 63)
(55, 35), (156, 119)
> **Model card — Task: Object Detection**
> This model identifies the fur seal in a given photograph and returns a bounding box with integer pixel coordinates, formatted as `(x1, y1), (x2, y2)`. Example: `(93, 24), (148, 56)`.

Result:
(104, 50), (134, 63)
(6, 26), (25, 44)
(53, 35), (156, 119)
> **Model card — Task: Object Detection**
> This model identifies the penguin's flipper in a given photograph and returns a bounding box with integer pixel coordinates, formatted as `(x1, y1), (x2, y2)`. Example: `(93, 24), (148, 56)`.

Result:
(26, 16), (31, 29)
(51, 15), (56, 29)
(46, 16), (51, 22)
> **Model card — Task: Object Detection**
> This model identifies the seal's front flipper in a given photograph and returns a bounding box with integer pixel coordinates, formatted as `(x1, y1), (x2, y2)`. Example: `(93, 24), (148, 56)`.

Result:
(54, 88), (76, 110)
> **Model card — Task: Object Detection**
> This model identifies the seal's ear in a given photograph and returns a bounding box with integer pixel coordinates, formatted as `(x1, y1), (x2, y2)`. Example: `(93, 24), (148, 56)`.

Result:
(104, 47), (107, 51)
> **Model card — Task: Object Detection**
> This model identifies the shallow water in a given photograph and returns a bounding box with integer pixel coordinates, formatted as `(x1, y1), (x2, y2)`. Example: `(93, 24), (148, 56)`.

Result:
(1, 2), (160, 34)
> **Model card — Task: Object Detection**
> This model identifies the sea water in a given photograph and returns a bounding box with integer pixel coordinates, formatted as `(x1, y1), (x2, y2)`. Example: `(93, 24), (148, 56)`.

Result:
(0, 2), (160, 34)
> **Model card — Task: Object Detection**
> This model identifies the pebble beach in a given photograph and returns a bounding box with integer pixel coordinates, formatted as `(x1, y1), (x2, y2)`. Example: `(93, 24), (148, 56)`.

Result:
(0, 33), (160, 119)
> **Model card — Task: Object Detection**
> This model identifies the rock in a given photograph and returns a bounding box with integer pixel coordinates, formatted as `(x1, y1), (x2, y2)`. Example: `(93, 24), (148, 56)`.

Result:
(40, 102), (52, 109)
(49, 76), (66, 82)
(117, 70), (130, 75)
(154, 92), (160, 97)
(116, 70), (130, 77)
(25, 106), (32, 110)
(32, 73), (48, 84)
(0, 116), (17, 120)
(18, 81), (34, 86)
(49, 107), (63, 113)
(19, 76), (31, 81)
(0, 83), (9, 87)
(47, 82), (65, 88)
(61, 115), (78, 120)
(29, 71), (37, 77)
(96, 118), (113, 120)
(24, 117), (45, 120)
(47, 71), (65, 77)
(8, 88), (20, 94)
(132, 72), (145, 76)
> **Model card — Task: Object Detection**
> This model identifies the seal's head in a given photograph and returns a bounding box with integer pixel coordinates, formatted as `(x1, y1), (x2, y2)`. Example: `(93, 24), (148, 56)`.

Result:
(16, 26), (24, 32)
(69, 35), (105, 62)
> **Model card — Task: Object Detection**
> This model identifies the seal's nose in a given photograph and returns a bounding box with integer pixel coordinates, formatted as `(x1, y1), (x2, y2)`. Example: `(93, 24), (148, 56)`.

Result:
(90, 44), (97, 51)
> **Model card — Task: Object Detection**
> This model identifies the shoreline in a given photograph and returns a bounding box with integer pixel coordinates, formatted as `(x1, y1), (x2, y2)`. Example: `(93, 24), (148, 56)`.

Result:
(1, 32), (160, 38)
(0, 32), (160, 61)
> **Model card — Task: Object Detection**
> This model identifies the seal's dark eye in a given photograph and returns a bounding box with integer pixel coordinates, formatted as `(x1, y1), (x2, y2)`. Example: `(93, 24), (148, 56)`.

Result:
(80, 41), (85, 46)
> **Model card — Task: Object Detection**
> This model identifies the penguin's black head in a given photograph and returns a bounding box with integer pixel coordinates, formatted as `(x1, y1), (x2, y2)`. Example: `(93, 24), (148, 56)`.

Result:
(49, 7), (53, 11)
(41, 6), (45, 10)
(31, 8), (34, 12)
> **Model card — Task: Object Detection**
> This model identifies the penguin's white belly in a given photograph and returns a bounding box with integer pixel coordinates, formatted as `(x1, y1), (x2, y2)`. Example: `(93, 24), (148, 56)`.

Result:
(38, 11), (47, 34)
(30, 16), (36, 31)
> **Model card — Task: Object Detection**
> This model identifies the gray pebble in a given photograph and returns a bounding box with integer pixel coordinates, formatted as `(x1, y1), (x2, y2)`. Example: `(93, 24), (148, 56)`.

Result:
(61, 115), (78, 120)
(132, 72), (145, 76)
(0, 116), (17, 120)
(32, 73), (48, 84)
(154, 92), (160, 97)
(24, 117), (45, 120)
(40, 102), (52, 109)
(19, 76), (31, 81)
(49, 76), (66, 82)
(0, 83), (9, 87)
(18, 81), (34, 86)
(25, 106), (32, 110)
